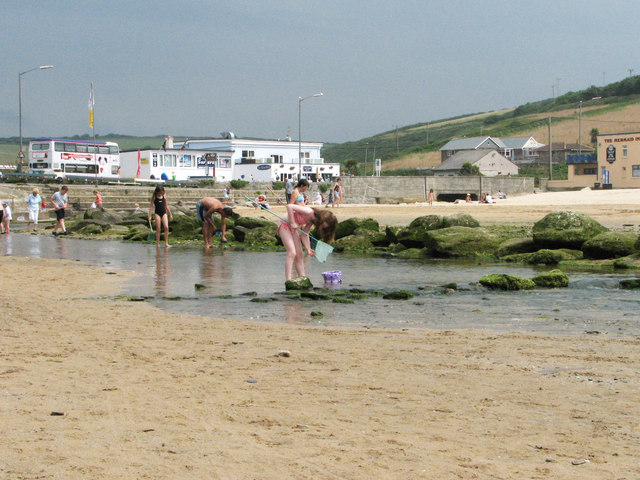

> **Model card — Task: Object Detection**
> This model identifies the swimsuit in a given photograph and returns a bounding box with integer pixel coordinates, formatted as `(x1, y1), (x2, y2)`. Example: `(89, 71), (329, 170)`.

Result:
(296, 194), (304, 203)
(154, 196), (167, 216)
(196, 201), (214, 222)
(277, 211), (314, 235)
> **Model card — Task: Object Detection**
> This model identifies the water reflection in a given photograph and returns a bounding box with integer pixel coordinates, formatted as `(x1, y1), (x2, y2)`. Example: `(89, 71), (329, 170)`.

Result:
(2, 235), (640, 335)
(154, 246), (169, 296)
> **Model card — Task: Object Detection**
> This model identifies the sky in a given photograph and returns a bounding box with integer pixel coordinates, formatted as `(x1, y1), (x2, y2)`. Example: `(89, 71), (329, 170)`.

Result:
(2, 0), (640, 144)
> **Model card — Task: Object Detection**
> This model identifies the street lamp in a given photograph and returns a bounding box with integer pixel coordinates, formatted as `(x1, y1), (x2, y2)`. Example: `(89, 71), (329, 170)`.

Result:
(19, 65), (54, 169)
(298, 92), (323, 179)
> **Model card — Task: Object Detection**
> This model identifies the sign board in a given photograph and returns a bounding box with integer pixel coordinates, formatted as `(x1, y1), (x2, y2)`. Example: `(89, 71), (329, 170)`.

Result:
(198, 153), (217, 168)
(257, 164), (271, 170)
(606, 145), (616, 163)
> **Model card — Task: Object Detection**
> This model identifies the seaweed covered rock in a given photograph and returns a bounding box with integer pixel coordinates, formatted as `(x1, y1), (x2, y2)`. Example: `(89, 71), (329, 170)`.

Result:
(68, 218), (111, 233)
(527, 248), (583, 265)
(396, 215), (445, 248)
(495, 238), (537, 258)
(442, 213), (480, 228)
(385, 225), (402, 244)
(169, 215), (201, 239)
(123, 224), (151, 242)
(243, 225), (278, 246)
(582, 231), (637, 259)
(620, 278), (640, 289)
(333, 230), (380, 252)
(532, 269), (570, 288)
(118, 212), (149, 226)
(423, 226), (499, 258)
(353, 227), (389, 247)
(235, 216), (273, 229)
(83, 208), (123, 225)
(335, 217), (379, 239)
(285, 277), (313, 291)
(479, 274), (536, 291)
(382, 290), (414, 300)
(533, 210), (608, 249)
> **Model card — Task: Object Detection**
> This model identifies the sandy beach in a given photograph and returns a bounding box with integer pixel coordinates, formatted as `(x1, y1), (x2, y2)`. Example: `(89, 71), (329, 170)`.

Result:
(238, 188), (640, 229)
(2, 189), (640, 479)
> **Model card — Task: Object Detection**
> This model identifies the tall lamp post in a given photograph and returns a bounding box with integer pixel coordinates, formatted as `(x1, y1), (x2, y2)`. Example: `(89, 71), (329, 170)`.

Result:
(19, 65), (54, 170)
(298, 92), (323, 179)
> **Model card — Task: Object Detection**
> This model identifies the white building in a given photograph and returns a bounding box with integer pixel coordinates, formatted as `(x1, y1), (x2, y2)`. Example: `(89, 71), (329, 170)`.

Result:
(433, 150), (519, 177)
(181, 133), (341, 182)
(120, 145), (233, 181)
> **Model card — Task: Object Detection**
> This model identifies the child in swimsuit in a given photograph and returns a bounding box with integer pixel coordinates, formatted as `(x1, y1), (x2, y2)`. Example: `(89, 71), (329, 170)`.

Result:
(278, 203), (338, 281)
(148, 185), (173, 247)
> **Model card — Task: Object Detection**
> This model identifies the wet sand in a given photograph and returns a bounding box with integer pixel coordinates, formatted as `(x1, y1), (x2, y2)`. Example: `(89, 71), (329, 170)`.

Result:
(2, 189), (640, 478)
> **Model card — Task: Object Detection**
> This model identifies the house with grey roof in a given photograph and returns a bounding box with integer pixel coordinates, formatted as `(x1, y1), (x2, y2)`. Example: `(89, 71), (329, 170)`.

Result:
(433, 149), (519, 177)
(500, 136), (545, 164)
(439, 136), (507, 162)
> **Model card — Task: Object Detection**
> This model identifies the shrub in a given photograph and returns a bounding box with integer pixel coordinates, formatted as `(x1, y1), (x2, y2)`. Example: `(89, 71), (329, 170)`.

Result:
(272, 181), (285, 190)
(230, 179), (249, 189)
(198, 179), (216, 186)
(318, 183), (330, 193)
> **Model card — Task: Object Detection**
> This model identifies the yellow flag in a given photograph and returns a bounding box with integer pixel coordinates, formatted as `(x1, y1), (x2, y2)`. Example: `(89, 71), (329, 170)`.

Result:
(88, 83), (95, 128)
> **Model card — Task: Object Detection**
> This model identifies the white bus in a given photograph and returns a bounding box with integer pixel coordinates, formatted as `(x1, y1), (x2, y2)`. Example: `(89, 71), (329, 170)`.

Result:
(28, 138), (120, 179)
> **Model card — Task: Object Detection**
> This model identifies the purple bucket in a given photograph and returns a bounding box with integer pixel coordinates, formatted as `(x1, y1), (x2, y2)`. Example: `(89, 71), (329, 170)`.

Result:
(321, 270), (342, 284)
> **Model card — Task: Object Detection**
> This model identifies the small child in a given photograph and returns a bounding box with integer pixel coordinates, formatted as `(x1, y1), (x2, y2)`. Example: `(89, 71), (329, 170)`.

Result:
(2, 201), (12, 233)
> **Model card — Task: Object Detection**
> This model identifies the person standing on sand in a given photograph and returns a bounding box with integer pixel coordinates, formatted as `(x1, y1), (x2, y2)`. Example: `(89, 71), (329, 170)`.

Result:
(331, 177), (343, 208)
(196, 196), (236, 248)
(2, 201), (12, 233)
(51, 186), (69, 236)
(27, 188), (42, 231)
(428, 188), (435, 206)
(285, 179), (294, 204)
(148, 185), (173, 247)
(93, 190), (103, 208)
(289, 179), (309, 204)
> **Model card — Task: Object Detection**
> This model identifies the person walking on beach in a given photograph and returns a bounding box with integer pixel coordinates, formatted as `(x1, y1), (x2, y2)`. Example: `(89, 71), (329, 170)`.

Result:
(51, 186), (69, 236)
(289, 179), (309, 204)
(278, 203), (337, 281)
(27, 188), (42, 231)
(284, 179), (294, 203)
(148, 185), (173, 247)
(331, 178), (343, 208)
(2, 201), (11, 234)
(428, 188), (435, 206)
(92, 190), (103, 208)
(196, 196), (236, 248)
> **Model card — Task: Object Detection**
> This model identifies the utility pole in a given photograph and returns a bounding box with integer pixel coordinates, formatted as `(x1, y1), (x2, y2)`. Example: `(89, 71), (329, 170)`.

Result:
(552, 85), (555, 98)
(548, 117), (553, 180)
(578, 101), (582, 154)
(556, 78), (561, 97)
(629, 68), (634, 77)
(364, 142), (369, 177)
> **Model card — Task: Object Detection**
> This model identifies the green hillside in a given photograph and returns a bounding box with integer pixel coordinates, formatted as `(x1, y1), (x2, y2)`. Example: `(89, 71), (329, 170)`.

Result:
(322, 75), (640, 173)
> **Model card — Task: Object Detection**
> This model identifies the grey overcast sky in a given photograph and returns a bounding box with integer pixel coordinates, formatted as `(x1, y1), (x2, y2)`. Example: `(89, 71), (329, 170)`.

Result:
(2, 0), (639, 144)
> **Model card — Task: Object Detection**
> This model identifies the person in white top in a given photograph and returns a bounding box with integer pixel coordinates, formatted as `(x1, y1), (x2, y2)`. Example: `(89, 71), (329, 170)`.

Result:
(27, 188), (42, 231)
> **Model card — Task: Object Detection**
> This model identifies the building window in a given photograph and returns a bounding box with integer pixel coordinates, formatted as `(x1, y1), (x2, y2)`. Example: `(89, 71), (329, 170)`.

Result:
(271, 154), (283, 163)
(583, 167), (597, 175)
(632, 165), (640, 177)
(623, 146), (628, 157)
(242, 150), (255, 158)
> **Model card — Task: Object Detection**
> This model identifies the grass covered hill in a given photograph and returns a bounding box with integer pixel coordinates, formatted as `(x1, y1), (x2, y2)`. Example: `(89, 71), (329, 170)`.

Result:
(322, 75), (640, 173)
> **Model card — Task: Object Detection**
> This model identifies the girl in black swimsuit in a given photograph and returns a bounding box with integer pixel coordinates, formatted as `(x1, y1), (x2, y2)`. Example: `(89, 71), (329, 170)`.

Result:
(148, 185), (173, 247)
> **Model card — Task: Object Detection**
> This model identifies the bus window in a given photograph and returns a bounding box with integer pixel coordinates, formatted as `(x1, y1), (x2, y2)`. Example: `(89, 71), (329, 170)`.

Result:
(64, 143), (77, 152)
(31, 143), (50, 151)
(98, 146), (109, 154)
(109, 146), (119, 154)
(76, 144), (88, 153)
(87, 145), (98, 153)
(55, 142), (65, 151)
(111, 166), (119, 175)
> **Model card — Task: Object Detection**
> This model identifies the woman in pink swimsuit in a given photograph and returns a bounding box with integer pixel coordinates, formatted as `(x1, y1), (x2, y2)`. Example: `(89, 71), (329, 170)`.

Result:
(278, 203), (337, 280)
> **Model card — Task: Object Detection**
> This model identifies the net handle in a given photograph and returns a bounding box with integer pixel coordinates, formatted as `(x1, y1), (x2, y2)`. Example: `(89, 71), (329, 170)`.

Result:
(244, 196), (320, 243)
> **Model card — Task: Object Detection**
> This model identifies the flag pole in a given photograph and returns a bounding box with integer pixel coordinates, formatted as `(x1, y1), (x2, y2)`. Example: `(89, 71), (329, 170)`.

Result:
(89, 82), (97, 181)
